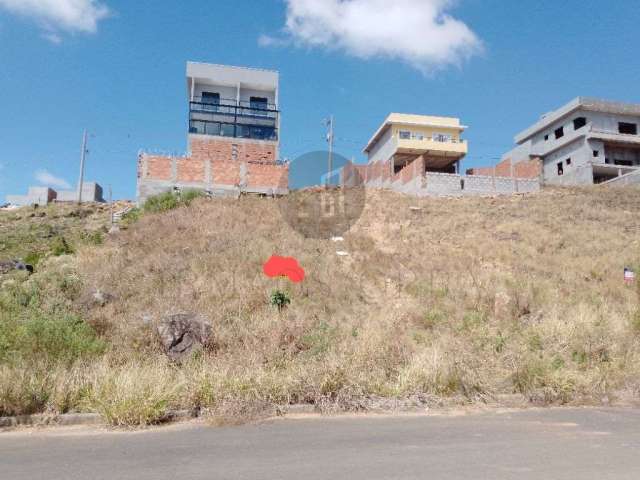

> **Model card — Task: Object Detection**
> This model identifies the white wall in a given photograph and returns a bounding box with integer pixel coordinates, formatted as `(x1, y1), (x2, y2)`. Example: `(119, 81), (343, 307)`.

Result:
(367, 128), (395, 164)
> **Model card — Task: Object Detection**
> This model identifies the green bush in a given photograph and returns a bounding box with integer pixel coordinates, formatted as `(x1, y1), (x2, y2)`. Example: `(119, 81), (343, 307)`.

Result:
(143, 191), (180, 214)
(120, 207), (141, 226)
(180, 189), (205, 205)
(0, 307), (105, 366)
(143, 189), (205, 215)
(81, 230), (105, 246)
(50, 236), (74, 256)
(270, 289), (291, 311)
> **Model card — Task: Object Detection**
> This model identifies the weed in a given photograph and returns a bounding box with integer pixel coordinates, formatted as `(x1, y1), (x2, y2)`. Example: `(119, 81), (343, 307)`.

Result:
(50, 236), (74, 256)
(270, 290), (291, 311)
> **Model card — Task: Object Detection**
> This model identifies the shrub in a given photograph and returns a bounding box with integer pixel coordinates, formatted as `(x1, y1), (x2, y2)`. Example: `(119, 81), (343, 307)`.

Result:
(50, 236), (74, 256)
(270, 290), (291, 311)
(88, 361), (181, 426)
(81, 230), (105, 246)
(180, 189), (205, 205)
(143, 191), (180, 214)
(120, 207), (141, 226)
(0, 311), (105, 365)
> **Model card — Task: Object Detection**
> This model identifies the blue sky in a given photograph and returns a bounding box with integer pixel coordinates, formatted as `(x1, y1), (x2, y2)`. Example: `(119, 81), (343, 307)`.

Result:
(1, 0), (640, 201)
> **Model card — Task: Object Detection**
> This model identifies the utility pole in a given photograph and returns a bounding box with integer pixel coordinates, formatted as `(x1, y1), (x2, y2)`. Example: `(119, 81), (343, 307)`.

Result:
(108, 185), (113, 227)
(324, 115), (334, 187)
(77, 129), (88, 204)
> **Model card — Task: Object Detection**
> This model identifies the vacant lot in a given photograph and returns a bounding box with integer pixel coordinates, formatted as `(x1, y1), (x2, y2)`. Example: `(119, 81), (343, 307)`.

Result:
(1, 187), (640, 425)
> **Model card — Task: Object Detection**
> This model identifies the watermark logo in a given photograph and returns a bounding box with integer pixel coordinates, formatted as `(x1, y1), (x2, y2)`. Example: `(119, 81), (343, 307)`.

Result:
(279, 151), (365, 239)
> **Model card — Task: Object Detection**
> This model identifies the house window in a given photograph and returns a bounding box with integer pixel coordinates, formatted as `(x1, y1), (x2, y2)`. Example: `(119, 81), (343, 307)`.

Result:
(566, 158), (572, 166)
(615, 159), (633, 167)
(619, 122), (638, 135)
(433, 133), (452, 143)
(201, 92), (220, 112)
(544, 134), (549, 141)
(573, 117), (587, 130)
(201, 91), (220, 105)
(593, 150), (599, 158)
(250, 96), (269, 110)
(557, 162), (564, 176)
(399, 130), (411, 140)
(555, 127), (564, 139)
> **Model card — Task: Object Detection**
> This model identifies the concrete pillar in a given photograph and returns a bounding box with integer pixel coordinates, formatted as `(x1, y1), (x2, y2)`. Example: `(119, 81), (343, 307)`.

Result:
(240, 162), (248, 190)
(205, 159), (212, 187)
(171, 157), (178, 182)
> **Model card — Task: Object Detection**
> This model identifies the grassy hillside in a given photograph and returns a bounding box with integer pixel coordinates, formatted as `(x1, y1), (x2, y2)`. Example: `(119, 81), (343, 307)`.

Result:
(2, 188), (640, 425)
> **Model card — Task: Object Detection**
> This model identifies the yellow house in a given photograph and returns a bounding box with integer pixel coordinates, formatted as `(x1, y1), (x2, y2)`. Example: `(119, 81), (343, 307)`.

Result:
(364, 113), (468, 174)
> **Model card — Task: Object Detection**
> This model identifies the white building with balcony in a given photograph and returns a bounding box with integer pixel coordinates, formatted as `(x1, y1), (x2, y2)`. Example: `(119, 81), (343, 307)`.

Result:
(503, 97), (640, 185)
(187, 62), (279, 152)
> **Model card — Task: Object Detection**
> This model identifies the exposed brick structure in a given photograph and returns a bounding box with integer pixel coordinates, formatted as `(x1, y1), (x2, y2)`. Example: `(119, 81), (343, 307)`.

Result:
(177, 157), (205, 183)
(137, 135), (288, 203)
(190, 137), (276, 164)
(467, 157), (542, 179)
(144, 155), (176, 181)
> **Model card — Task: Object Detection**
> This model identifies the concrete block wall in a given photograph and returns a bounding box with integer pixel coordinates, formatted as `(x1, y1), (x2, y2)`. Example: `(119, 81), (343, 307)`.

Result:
(424, 173), (463, 196)
(341, 155), (540, 197)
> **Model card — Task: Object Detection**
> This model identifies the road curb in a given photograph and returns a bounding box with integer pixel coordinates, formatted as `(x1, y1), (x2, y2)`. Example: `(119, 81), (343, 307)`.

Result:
(0, 405), (318, 429)
(0, 413), (102, 428)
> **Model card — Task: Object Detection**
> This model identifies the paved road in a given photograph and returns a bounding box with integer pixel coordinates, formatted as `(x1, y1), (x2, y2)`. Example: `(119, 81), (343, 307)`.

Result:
(2, 408), (640, 479)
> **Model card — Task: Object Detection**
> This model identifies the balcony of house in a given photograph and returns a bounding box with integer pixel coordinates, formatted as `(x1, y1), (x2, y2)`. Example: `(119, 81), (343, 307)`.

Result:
(589, 125), (640, 146)
(395, 132), (467, 158)
(188, 96), (279, 141)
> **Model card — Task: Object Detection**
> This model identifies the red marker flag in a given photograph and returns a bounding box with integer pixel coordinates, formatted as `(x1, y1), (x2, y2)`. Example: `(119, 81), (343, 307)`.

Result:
(263, 256), (305, 283)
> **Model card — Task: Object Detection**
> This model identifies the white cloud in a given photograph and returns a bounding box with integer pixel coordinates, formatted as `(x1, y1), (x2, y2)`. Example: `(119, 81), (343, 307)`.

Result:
(35, 169), (71, 189)
(42, 31), (62, 44)
(258, 34), (290, 48)
(0, 0), (110, 40)
(264, 0), (482, 74)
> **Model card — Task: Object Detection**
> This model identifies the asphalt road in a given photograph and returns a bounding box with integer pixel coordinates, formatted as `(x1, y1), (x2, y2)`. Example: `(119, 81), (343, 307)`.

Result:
(2, 408), (640, 480)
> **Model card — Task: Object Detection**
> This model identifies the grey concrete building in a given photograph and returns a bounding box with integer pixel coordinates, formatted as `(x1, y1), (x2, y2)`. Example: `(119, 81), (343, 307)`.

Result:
(503, 97), (640, 185)
(6, 187), (57, 206)
(56, 182), (105, 203)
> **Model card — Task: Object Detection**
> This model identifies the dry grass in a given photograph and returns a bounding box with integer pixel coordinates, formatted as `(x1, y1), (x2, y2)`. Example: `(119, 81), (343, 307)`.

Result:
(2, 187), (640, 424)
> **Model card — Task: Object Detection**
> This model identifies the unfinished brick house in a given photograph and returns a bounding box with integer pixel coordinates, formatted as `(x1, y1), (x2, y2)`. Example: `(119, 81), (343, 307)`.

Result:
(342, 113), (540, 197)
(137, 62), (288, 203)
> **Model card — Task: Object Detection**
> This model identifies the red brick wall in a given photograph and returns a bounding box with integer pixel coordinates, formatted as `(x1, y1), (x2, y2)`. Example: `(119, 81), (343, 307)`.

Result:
(177, 158), (205, 183)
(247, 162), (289, 189)
(144, 155), (175, 181)
(467, 157), (541, 179)
(139, 136), (287, 191)
(190, 137), (276, 163)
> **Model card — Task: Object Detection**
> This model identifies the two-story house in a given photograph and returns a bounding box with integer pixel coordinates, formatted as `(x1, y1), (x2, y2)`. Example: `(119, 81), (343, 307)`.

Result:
(364, 113), (468, 176)
(137, 62), (288, 203)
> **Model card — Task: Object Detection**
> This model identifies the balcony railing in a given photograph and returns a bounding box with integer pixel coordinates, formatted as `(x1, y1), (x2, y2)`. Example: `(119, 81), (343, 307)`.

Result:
(188, 97), (279, 141)
(398, 133), (466, 144)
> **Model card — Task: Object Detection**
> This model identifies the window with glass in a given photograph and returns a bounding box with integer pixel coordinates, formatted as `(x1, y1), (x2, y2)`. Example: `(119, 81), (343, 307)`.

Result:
(201, 92), (220, 112)
(432, 133), (452, 143)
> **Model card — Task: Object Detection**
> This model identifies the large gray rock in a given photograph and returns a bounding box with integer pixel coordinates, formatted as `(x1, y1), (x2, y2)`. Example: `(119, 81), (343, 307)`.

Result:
(157, 313), (212, 362)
